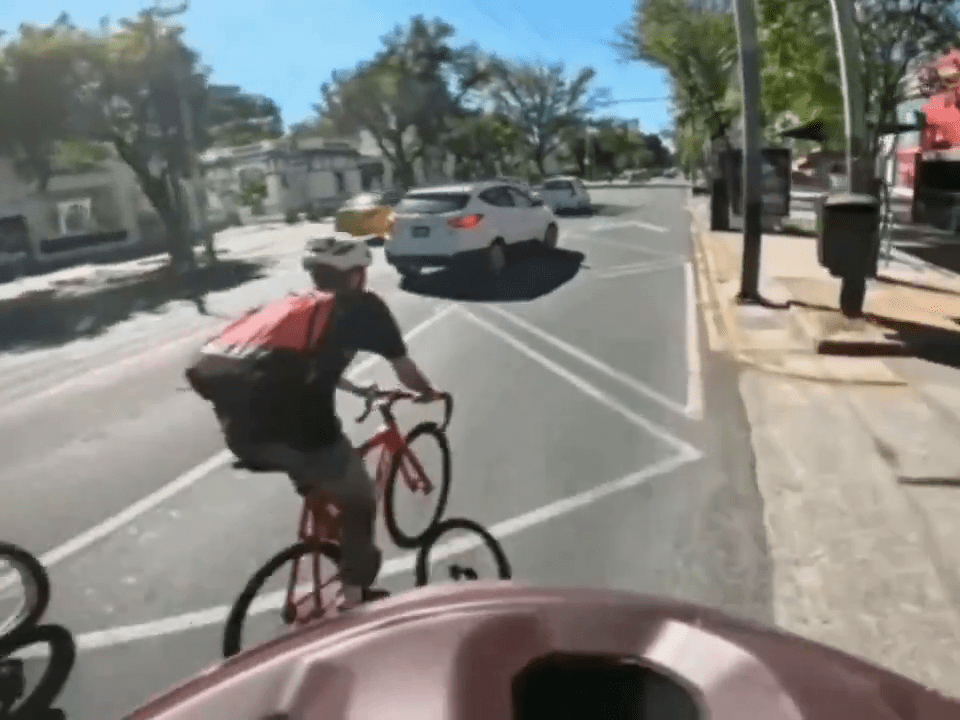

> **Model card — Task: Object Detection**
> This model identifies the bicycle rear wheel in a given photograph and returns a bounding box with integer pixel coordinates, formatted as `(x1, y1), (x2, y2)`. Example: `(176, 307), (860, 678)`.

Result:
(0, 623), (75, 719)
(0, 543), (50, 641)
(414, 517), (511, 586)
(383, 422), (451, 549)
(222, 540), (341, 659)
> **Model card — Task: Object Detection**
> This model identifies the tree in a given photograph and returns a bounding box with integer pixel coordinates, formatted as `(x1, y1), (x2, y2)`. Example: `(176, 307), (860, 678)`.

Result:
(854, 0), (959, 163)
(559, 119), (655, 177)
(72, 10), (212, 269)
(615, 0), (739, 145)
(0, 14), (95, 191)
(316, 15), (490, 188)
(490, 60), (609, 174)
(444, 111), (524, 179)
(205, 84), (284, 147)
(755, 0), (843, 149)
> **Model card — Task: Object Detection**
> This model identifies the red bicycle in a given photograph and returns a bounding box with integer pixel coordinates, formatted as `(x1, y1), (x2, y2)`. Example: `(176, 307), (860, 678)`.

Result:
(222, 388), (453, 658)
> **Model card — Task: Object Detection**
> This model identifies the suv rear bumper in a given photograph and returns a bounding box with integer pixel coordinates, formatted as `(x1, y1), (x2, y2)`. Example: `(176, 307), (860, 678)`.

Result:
(386, 249), (484, 271)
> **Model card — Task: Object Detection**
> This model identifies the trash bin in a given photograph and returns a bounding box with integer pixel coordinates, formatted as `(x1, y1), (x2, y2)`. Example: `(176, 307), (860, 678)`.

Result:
(816, 193), (881, 279)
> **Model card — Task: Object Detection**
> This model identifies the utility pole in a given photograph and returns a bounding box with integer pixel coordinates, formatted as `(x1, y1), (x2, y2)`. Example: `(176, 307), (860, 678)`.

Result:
(730, 0), (764, 302)
(827, 0), (871, 193)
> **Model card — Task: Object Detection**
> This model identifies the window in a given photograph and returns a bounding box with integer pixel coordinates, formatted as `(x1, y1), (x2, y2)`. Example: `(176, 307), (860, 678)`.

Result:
(506, 187), (533, 207)
(543, 180), (573, 191)
(395, 193), (471, 214)
(334, 171), (346, 194)
(479, 186), (515, 207)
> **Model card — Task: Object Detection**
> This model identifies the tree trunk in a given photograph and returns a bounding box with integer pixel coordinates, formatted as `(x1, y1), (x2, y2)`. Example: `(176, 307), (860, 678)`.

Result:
(112, 136), (195, 271)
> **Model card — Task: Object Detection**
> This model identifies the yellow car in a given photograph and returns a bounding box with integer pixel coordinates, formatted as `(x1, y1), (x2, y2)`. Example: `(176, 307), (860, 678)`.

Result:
(334, 190), (401, 239)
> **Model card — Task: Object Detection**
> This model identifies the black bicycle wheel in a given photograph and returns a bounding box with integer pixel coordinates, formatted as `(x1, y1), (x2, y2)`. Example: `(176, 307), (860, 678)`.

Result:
(0, 542), (50, 641)
(0, 623), (75, 719)
(222, 540), (341, 659)
(414, 517), (511, 587)
(383, 422), (451, 549)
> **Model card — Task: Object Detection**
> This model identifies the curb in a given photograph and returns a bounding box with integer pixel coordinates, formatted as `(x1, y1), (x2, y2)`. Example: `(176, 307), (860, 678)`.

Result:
(687, 203), (906, 387)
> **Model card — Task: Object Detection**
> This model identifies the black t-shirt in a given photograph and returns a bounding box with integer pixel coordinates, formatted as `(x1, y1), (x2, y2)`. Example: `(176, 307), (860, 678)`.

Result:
(231, 290), (407, 450)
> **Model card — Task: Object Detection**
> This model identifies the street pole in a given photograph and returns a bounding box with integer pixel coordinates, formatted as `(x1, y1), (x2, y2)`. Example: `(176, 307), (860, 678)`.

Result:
(827, 0), (871, 193)
(731, 0), (764, 302)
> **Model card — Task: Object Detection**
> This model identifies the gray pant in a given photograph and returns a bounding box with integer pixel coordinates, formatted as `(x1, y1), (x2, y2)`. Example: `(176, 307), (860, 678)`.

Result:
(243, 436), (381, 588)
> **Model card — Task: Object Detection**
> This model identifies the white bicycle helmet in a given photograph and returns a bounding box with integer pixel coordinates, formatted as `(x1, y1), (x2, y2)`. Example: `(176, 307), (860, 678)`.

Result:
(302, 233), (373, 272)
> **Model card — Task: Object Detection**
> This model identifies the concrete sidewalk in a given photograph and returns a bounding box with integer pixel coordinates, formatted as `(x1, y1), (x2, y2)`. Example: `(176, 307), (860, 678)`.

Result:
(690, 196), (960, 697)
(691, 198), (960, 383)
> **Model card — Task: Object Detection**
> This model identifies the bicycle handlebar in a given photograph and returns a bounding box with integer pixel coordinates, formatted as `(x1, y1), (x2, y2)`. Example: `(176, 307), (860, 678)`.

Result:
(354, 386), (453, 432)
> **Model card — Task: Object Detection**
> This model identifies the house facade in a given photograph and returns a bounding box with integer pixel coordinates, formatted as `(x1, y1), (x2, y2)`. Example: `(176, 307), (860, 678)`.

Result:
(0, 154), (146, 268)
(201, 136), (389, 221)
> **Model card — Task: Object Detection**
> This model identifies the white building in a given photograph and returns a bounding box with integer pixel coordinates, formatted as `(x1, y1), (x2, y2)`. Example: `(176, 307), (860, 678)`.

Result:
(201, 136), (388, 222)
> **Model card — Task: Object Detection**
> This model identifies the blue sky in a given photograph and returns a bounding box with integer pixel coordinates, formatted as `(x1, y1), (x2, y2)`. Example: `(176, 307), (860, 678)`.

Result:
(1, 0), (673, 134)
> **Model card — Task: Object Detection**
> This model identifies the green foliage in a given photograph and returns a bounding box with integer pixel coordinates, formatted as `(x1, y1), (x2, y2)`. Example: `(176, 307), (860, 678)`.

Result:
(316, 15), (490, 188)
(616, 0), (739, 141)
(0, 14), (97, 190)
(490, 59), (609, 173)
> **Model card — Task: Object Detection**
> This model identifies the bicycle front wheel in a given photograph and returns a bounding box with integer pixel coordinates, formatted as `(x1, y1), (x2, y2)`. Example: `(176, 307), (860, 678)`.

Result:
(414, 517), (512, 587)
(222, 540), (341, 659)
(0, 543), (50, 641)
(0, 623), (75, 719)
(383, 422), (451, 549)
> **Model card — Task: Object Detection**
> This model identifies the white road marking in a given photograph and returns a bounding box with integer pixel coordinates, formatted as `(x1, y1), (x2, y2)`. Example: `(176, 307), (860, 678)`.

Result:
(477, 305), (692, 419)
(28, 304), (458, 573)
(458, 308), (699, 454)
(19, 450), (699, 656)
(595, 257), (686, 280)
(577, 235), (683, 260)
(591, 220), (668, 234)
(684, 263), (705, 421)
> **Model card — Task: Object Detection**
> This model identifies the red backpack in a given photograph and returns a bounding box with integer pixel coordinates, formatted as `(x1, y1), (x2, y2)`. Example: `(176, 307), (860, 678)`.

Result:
(185, 292), (336, 406)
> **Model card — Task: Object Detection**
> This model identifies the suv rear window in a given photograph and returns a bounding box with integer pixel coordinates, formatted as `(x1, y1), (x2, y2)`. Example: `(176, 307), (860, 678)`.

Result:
(543, 180), (572, 190)
(395, 193), (471, 214)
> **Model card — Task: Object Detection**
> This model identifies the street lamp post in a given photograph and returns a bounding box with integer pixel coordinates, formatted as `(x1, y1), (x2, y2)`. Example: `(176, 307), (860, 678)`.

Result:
(827, 0), (871, 193)
(730, 0), (765, 302)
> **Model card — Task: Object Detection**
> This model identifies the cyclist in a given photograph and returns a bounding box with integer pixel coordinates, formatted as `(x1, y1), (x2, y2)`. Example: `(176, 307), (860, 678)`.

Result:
(194, 234), (442, 609)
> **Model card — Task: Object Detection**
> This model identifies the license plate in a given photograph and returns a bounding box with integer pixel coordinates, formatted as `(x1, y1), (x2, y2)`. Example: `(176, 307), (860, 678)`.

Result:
(412, 226), (430, 238)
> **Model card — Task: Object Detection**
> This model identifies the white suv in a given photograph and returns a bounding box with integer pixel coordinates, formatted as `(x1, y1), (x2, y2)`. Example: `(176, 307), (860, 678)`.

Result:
(536, 176), (592, 213)
(387, 182), (559, 277)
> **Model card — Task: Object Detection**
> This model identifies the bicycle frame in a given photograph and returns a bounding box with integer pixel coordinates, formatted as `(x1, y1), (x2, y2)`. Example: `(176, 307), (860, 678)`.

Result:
(284, 394), (445, 622)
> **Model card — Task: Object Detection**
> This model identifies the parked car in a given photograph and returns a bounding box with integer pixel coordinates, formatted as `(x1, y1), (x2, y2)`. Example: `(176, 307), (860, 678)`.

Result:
(386, 181), (559, 277)
(535, 176), (592, 213)
(334, 190), (401, 239)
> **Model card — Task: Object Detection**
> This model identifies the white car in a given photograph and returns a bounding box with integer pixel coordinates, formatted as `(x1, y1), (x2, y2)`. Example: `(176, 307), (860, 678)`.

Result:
(386, 181), (559, 277)
(535, 176), (592, 213)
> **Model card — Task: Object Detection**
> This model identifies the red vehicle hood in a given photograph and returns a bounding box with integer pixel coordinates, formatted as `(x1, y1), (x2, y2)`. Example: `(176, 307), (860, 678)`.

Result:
(127, 582), (960, 720)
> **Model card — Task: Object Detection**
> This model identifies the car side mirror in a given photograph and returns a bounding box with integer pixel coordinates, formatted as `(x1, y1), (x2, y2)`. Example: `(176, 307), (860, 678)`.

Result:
(531, 198), (545, 207)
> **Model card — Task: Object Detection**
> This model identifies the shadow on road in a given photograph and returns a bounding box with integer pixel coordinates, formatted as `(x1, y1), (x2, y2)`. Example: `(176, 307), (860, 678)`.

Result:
(588, 203), (637, 217)
(0, 258), (269, 354)
(400, 245), (587, 303)
(899, 242), (960, 275)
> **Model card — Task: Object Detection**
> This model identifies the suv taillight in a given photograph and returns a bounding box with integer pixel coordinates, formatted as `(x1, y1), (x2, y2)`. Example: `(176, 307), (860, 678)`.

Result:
(449, 213), (484, 229)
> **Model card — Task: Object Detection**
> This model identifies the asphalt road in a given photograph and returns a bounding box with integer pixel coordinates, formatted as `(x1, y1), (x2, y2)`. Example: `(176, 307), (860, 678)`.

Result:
(2, 185), (768, 719)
